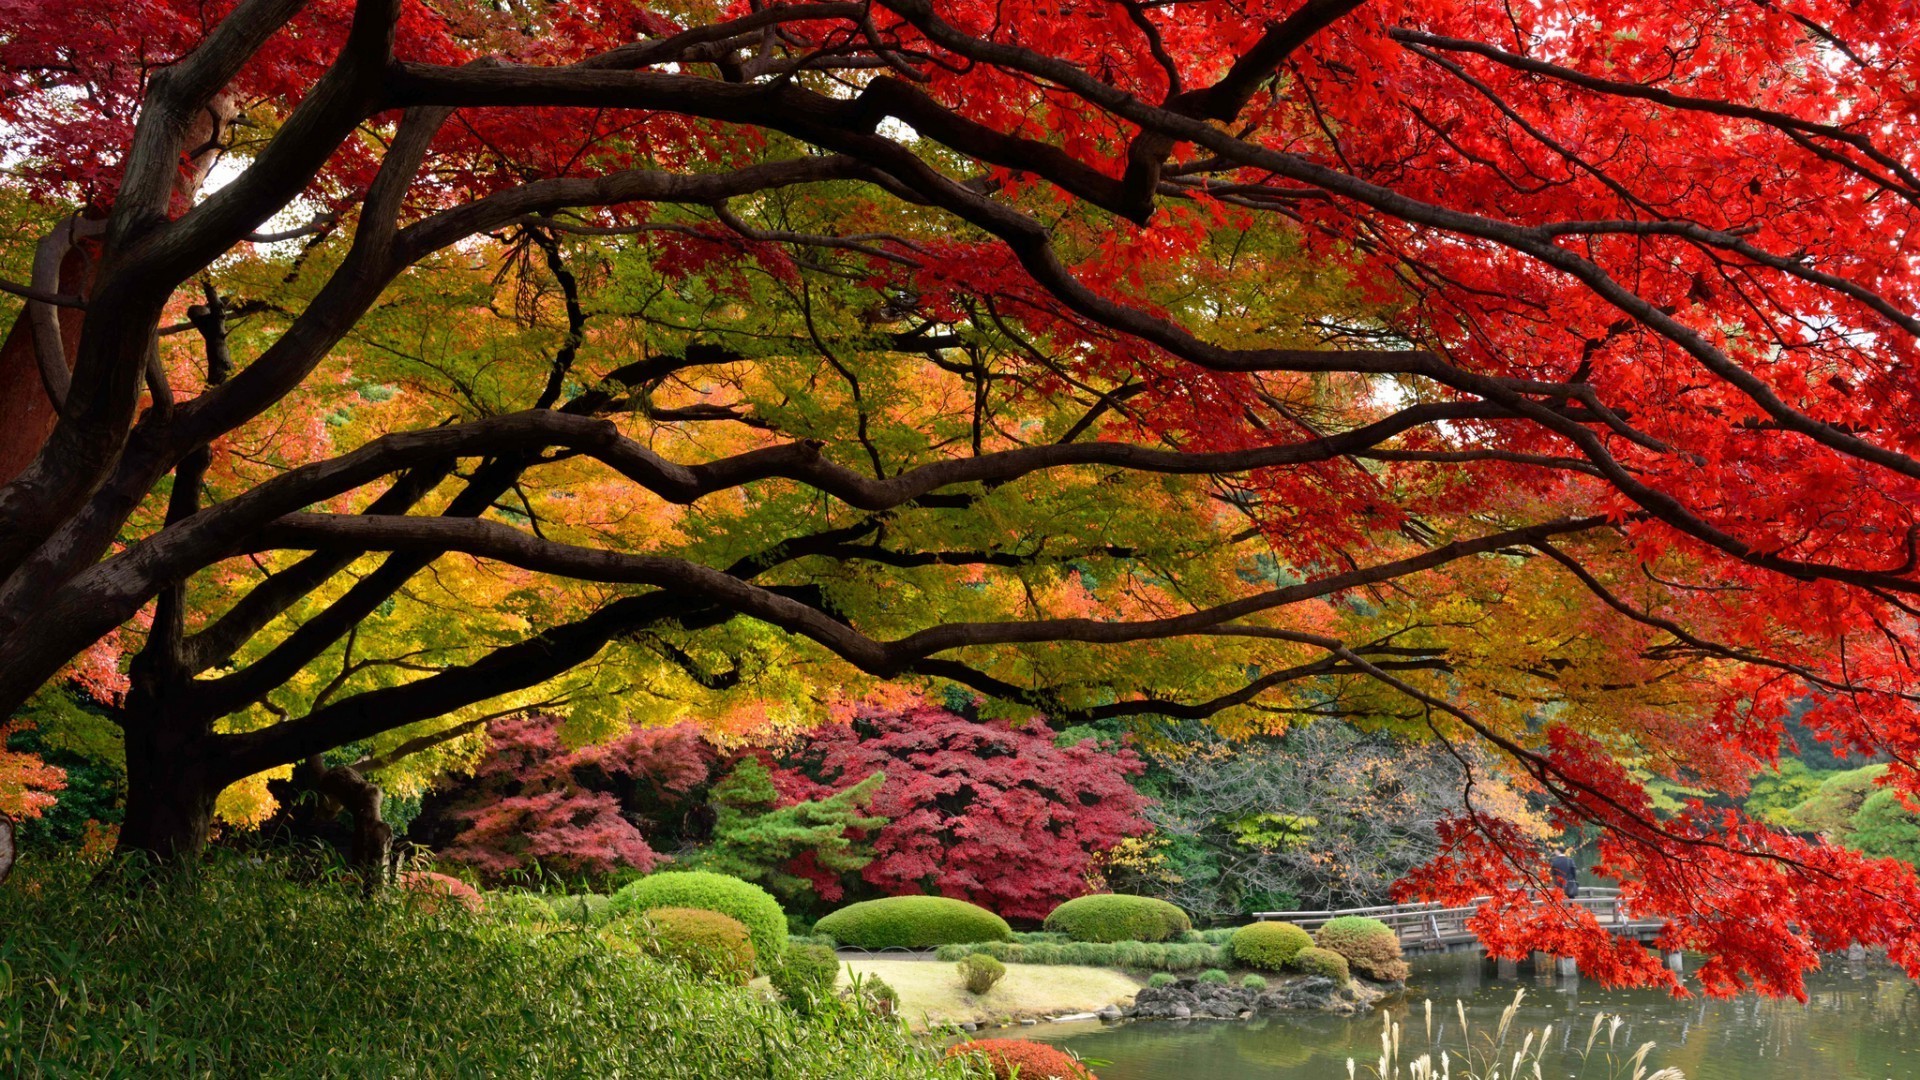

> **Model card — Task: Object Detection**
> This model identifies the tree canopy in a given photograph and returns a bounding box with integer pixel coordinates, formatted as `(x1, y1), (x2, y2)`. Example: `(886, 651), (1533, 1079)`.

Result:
(6, 0), (1920, 998)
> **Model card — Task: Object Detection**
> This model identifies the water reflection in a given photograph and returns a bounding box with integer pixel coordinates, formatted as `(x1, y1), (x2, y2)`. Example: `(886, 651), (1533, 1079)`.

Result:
(998, 953), (1920, 1079)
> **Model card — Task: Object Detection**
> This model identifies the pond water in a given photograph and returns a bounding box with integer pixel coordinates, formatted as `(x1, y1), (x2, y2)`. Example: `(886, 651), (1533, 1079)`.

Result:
(993, 953), (1920, 1079)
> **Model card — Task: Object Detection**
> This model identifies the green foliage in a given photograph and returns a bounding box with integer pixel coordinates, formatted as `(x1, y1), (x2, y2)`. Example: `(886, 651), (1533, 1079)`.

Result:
(812, 896), (1012, 949)
(1147, 972), (1178, 988)
(1230, 921), (1313, 971)
(1240, 974), (1268, 991)
(957, 954), (1007, 995)
(1197, 928), (1239, 945)
(1789, 764), (1890, 835)
(1196, 968), (1230, 985)
(610, 870), (787, 968)
(1315, 917), (1408, 982)
(1010, 931), (1072, 945)
(1847, 789), (1920, 864)
(1743, 759), (1834, 826)
(771, 943), (843, 1013)
(544, 892), (613, 926)
(1292, 946), (1351, 983)
(693, 757), (887, 907)
(0, 855), (979, 1078)
(485, 890), (557, 925)
(938, 940), (1229, 972)
(1043, 893), (1192, 943)
(624, 907), (757, 985)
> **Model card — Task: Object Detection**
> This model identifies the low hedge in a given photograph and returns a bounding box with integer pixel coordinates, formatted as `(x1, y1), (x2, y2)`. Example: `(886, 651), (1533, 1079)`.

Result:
(1229, 921), (1312, 971)
(1316, 916), (1409, 982)
(934, 939), (1230, 972)
(1293, 945), (1351, 983)
(626, 907), (757, 985)
(1043, 894), (1192, 943)
(610, 871), (787, 968)
(814, 896), (1012, 949)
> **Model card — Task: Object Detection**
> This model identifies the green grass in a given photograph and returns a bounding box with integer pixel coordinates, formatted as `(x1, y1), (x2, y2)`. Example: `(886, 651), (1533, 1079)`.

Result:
(0, 853), (984, 1079)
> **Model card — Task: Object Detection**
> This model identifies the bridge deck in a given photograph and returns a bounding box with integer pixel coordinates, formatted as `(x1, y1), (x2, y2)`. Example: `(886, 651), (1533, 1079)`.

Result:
(1253, 889), (1668, 953)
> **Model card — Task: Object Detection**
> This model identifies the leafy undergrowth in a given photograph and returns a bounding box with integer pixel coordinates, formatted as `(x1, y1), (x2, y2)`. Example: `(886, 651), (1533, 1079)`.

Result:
(843, 959), (1141, 1029)
(0, 854), (983, 1079)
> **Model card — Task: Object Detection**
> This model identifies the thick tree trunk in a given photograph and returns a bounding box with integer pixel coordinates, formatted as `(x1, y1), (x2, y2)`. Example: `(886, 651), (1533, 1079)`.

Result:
(116, 728), (219, 862)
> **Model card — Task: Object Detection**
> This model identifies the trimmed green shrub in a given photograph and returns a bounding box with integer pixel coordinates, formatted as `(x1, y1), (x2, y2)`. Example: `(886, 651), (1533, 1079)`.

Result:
(936, 939), (1227, 972)
(544, 892), (612, 925)
(813, 896), (1012, 949)
(611, 870), (787, 967)
(0, 855), (982, 1078)
(1293, 945), (1351, 983)
(1147, 972), (1178, 988)
(1196, 968), (1230, 985)
(1044, 893), (1192, 943)
(772, 943), (842, 1013)
(1316, 916), (1409, 982)
(623, 907), (757, 985)
(1240, 974), (1268, 991)
(1230, 921), (1313, 971)
(1011, 930), (1073, 945)
(957, 953), (1007, 995)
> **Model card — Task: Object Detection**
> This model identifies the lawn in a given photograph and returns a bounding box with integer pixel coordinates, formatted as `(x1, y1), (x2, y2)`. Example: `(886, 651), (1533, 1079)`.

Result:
(841, 958), (1143, 1029)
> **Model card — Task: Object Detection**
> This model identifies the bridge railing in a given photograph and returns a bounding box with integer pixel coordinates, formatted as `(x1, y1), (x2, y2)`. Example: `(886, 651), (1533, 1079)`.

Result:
(1252, 889), (1643, 950)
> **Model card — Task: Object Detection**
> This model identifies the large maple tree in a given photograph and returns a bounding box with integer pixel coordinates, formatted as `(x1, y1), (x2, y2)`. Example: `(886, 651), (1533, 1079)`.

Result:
(6, 0), (1920, 996)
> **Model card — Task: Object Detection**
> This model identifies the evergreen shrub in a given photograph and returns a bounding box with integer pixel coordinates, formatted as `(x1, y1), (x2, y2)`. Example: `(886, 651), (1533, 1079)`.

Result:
(813, 896), (1011, 949)
(1043, 894), (1192, 943)
(1292, 945), (1351, 983)
(1229, 921), (1312, 971)
(1315, 916), (1408, 982)
(610, 870), (787, 967)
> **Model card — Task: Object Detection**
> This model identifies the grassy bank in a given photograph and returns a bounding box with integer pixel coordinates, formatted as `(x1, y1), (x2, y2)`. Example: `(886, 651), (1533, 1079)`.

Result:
(843, 959), (1142, 1029)
(0, 855), (979, 1079)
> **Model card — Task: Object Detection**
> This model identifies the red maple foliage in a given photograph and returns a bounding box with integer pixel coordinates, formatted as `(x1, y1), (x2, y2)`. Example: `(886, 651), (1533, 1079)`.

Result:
(0, 720), (66, 820)
(946, 1039), (1097, 1080)
(441, 714), (709, 881)
(769, 702), (1151, 920)
(14, 0), (1920, 1001)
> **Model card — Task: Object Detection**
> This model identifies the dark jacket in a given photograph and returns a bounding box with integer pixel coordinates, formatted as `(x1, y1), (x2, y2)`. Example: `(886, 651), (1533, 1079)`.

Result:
(1548, 854), (1579, 898)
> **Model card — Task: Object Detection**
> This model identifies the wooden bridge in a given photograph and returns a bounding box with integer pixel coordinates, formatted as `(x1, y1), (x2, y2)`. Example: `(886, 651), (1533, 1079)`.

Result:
(1254, 889), (1678, 973)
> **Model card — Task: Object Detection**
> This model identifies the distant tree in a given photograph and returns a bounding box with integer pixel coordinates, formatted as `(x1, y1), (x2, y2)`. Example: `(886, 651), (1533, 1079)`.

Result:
(1137, 724), (1550, 917)
(1788, 765), (1890, 838)
(691, 755), (886, 907)
(0, 720), (66, 821)
(769, 700), (1151, 920)
(1847, 791), (1920, 867)
(438, 714), (709, 881)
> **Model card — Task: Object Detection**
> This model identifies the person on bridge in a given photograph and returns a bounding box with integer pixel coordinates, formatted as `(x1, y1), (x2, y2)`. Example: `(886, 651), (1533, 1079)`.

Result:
(1549, 848), (1580, 899)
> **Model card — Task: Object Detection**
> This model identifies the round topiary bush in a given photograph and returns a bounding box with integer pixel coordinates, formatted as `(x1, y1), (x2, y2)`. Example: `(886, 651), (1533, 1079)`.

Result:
(947, 1039), (1097, 1080)
(1240, 974), (1268, 991)
(1043, 894), (1192, 943)
(1146, 972), (1177, 989)
(1292, 945), (1350, 983)
(1229, 921), (1312, 971)
(1315, 916), (1409, 982)
(398, 871), (484, 914)
(626, 907), (757, 985)
(813, 896), (1012, 949)
(1196, 967), (1230, 985)
(610, 871), (787, 966)
(957, 953), (1006, 995)
(770, 942), (841, 1012)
